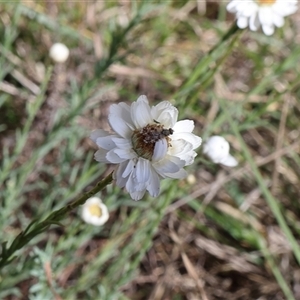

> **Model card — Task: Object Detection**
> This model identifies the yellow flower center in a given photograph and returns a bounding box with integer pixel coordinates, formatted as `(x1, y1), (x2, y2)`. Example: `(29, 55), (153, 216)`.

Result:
(131, 123), (173, 160)
(257, 0), (276, 5)
(88, 204), (102, 217)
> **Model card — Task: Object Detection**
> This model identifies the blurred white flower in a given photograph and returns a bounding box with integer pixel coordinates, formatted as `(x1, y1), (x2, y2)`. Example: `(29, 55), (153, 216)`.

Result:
(227, 0), (298, 36)
(186, 174), (197, 185)
(203, 136), (238, 167)
(81, 197), (109, 226)
(49, 43), (70, 63)
(91, 95), (202, 201)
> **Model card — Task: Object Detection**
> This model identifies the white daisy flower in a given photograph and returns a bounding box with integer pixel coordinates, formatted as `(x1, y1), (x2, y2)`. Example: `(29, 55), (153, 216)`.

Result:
(91, 95), (202, 201)
(203, 136), (238, 167)
(81, 197), (109, 226)
(49, 43), (70, 63)
(227, 0), (298, 36)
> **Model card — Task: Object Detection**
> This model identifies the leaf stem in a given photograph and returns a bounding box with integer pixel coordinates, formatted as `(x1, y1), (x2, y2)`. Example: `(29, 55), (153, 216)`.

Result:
(0, 172), (114, 270)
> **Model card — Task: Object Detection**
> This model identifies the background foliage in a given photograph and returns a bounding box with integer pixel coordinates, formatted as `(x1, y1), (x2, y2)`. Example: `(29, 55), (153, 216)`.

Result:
(1, 1), (300, 299)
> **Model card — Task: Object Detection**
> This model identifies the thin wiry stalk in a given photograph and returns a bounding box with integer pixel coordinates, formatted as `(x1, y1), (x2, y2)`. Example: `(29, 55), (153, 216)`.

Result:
(0, 172), (113, 270)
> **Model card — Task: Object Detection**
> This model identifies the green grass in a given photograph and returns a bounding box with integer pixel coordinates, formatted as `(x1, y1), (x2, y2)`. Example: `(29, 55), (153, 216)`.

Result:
(1, 1), (300, 299)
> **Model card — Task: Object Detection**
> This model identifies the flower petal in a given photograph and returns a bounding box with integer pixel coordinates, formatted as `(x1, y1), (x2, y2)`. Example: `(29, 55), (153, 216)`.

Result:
(227, 0), (239, 13)
(112, 102), (133, 125)
(108, 116), (131, 139)
(94, 149), (109, 163)
(172, 132), (202, 149)
(242, 2), (258, 17)
(130, 189), (146, 201)
(151, 101), (178, 128)
(220, 154), (238, 167)
(152, 139), (168, 162)
(115, 161), (130, 188)
(273, 2), (298, 16)
(237, 16), (248, 29)
(147, 166), (161, 197)
(262, 24), (275, 36)
(95, 135), (117, 150)
(259, 7), (273, 26)
(112, 137), (133, 149)
(153, 155), (185, 177)
(122, 159), (136, 178)
(109, 102), (134, 138)
(114, 148), (136, 160)
(249, 13), (259, 31)
(172, 120), (195, 133)
(135, 158), (151, 183)
(182, 151), (197, 166)
(106, 149), (127, 163)
(131, 95), (153, 128)
(90, 129), (110, 143)
(164, 168), (187, 179)
(169, 139), (193, 154)
(125, 172), (146, 199)
(169, 139), (197, 166)
(272, 14), (284, 28)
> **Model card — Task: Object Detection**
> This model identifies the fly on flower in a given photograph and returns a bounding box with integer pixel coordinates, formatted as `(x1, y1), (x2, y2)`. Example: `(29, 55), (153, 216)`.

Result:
(227, 0), (298, 36)
(90, 95), (202, 201)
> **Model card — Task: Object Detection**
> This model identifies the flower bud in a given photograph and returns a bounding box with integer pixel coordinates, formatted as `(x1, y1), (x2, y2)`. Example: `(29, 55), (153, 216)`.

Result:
(81, 197), (109, 226)
(49, 43), (70, 63)
(203, 136), (238, 167)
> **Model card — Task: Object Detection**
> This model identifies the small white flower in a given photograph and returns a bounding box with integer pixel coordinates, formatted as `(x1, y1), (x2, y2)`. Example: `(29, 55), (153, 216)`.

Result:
(81, 197), (109, 226)
(203, 136), (238, 167)
(91, 95), (202, 201)
(227, 0), (298, 36)
(186, 174), (197, 185)
(49, 43), (70, 63)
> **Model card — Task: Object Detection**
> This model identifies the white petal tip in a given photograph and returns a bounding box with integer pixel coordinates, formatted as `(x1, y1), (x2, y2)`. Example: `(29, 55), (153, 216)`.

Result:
(220, 155), (238, 167)
(137, 95), (148, 103)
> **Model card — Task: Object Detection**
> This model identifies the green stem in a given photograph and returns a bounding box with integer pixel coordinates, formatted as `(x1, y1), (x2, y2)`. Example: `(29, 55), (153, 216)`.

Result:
(182, 30), (242, 110)
(219, 98), (300, 265)
(175, 23), (239, 99)
(256, 232), (295, 300)
(0, 172), (114, 270)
